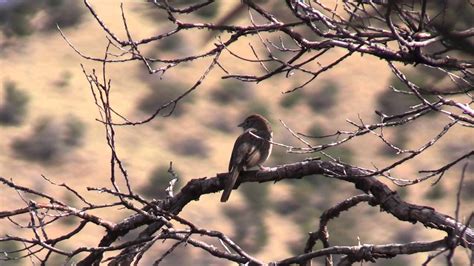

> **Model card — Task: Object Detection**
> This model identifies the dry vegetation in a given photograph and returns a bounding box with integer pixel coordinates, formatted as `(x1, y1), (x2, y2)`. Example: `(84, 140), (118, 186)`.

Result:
(0, 0), (473, 265)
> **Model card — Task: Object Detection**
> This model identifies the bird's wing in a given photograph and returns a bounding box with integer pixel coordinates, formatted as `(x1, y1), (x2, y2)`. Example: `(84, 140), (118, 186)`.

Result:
(228, 132), (257, 171)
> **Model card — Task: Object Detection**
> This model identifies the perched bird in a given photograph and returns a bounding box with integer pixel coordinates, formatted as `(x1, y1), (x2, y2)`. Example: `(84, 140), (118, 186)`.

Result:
(221, 114), (273, 202)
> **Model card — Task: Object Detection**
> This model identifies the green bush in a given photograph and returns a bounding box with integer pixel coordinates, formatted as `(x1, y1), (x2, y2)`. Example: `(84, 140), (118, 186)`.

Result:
(157, 35), (184, 53)
(396, 187), (409, 199)
(306, 82), (339, 113)
(12, 117), (62, 162)
(424, 184), (446, 200)
(0, 240), (22, 265)
(171, 137), (209, 157)
(139, 165), (182, 199)
(63, 115), (86, 147)
(195, 2), (219, 19)
(11, 116), (85, 163)
(211, 79), (253, 105)
(240, 182), (269, 212)
(246, 100), (271, 120)
(0, 82), (29, 126)
(0, 0), (84, 37)
(207, 114), (236, 133)
(54, 71), (72, 88)
(169, 0), (219, 19)
(325, 146), (353, 164)
(137, 80), (194, 118)
(223, 206), (268, 253)
(307, 124), (325, 138)
(462, 179), (474, 201)
(43, 0), (84, 30)
(280, 90), (303, 109)
(377, 74), (437, 117)
(378, 127), (409, 157)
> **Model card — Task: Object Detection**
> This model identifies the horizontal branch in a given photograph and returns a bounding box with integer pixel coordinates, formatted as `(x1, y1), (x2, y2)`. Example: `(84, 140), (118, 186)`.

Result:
(275, 239), (447, 265)
(80, 159), (474, 264)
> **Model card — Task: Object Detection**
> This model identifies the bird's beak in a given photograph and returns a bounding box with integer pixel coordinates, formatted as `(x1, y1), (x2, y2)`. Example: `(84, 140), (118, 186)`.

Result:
(237, 122), (244, 128)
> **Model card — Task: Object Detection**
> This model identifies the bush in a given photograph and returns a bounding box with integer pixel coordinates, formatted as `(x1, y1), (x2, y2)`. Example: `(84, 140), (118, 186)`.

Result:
(157, 35), (185, 53)
(280, 90), (303, 109)
(223, 206), (268, 253)
(171, 137), (209, 157)
(137, 79), (194, 118)
(207, 114), (236, 133)
(12, 117), (62, 162)
(246, 100), (271, 120)
(424, 183), (446, 200)
(63, 115), (86, 147)
(170, 0), (219, 19)
(43, 0), (85, 30)
(306, 82), (339, 113)
(326, 146), (353, 164)
(0, 240), (22, 265)
(378, 127), (409, 157)
(195, 2), (219, 19)
(139, 165), (182, 200)
(0, 81), (29, 126)
(54, 71), (72, 88)
(307, 124), (325, 138)
(11, 116), (85, 163)
(239, 182), (269, 212)
(377, 74), (437, 117)
(462, 179), (474, 201)
(211, 79), (253, 105)
(0, 0), (84, 37)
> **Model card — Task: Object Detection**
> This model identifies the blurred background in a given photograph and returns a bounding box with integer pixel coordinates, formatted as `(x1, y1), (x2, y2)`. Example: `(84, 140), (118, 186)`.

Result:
(0, 0), (472, 265)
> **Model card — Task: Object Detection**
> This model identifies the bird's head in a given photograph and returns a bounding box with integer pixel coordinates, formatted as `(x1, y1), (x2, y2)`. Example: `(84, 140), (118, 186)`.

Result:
(238, 114), (272, 132)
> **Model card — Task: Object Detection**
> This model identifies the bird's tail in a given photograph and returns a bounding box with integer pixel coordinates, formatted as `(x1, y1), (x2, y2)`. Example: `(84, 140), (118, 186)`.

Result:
(220, 167), (240, 202)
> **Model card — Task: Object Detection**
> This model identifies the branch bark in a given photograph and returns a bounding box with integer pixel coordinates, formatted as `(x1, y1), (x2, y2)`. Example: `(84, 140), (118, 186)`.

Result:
(78, 159), (474, 264)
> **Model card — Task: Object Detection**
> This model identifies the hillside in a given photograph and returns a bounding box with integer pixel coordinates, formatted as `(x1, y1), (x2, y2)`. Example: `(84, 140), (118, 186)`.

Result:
(0, 1), (472, 265)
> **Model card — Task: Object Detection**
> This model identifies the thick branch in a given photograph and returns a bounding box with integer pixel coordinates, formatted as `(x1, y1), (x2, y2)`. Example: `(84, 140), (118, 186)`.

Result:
(79, 159), (474, 264)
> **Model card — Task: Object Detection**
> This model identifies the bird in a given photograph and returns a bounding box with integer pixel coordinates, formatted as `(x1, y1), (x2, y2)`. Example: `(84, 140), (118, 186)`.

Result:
(221, 114), (273, 202)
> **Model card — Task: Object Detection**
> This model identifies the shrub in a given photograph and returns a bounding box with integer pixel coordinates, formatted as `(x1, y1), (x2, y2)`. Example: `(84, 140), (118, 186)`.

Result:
(12, 117), (62, 162)
(11, 116), (85, 163)
(396, 187), (409, 199)
(0, 240), (22, 265)
(377, 74), (437, 117)
(211, 79), (253, 105)
(139, 165), (182, 200)
(207, 114), (236, 133)
(223, 206), (268, 253)
(239, 182), (269, 212)
(307, 124), (325, 138)
(424, 183), (446, 200)
(325, 146), (353, 164)
(0, 81), (29, 126)
(462, 179), (474, 201)
(306, 82), (339, 113)
(195, 2), (219, 19)
(54, 71), (72, 88)
(171, 137), (209, 157)
(279, 90), (303, 109)
(63, 115), (86, 147)
(273, 197), (303, 216)
(378, 127), (409, 157)
(246, 100), (271, 120)
(137, 79), (194, 118)
(157, 35), (184, 53)
(170, 0), (219, 19)
(43, 0), (85, 30)
(0, 0), (84, 37)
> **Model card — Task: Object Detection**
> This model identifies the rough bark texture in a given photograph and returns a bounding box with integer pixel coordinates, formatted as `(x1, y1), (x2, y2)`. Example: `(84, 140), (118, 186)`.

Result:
(78, 159), (473, 265)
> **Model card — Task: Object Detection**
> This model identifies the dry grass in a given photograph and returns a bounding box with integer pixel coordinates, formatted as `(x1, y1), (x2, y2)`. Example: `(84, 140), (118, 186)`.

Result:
(0, 1), (472, 264)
